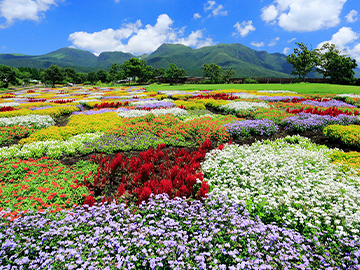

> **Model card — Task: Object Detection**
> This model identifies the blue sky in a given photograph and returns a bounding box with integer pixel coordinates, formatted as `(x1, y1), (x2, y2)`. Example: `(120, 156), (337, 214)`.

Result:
(0, 0), (359, 62)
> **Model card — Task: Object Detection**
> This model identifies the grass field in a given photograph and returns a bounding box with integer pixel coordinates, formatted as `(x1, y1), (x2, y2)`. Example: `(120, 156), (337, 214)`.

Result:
(146, 82), (360, 95)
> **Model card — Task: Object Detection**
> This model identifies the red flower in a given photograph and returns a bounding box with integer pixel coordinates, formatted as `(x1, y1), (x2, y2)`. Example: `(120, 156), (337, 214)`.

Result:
(83, 195), (96, 207)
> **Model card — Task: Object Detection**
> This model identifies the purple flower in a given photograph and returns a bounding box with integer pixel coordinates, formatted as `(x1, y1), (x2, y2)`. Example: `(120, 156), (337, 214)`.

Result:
(225, 119), (279, 138)
(301, 99), (356, 108)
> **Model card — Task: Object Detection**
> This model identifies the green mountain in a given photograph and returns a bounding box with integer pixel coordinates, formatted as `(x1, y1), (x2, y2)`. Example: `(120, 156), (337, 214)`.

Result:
(0, 43), (296, 77)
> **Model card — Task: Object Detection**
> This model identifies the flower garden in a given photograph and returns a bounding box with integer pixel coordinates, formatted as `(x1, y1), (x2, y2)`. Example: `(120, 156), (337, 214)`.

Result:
(0, 86), (360, 269)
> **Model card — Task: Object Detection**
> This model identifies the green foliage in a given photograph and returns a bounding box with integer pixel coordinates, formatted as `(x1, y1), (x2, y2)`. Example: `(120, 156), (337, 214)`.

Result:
(286, 42), (316, 80)
(0, 65), (18, 88)
(315, 43), (358, 85)
(243, 77), (259, 84)
(42, 65), (65, 87)
(121, 58), (155, 84)
(165, 63), (186, 84)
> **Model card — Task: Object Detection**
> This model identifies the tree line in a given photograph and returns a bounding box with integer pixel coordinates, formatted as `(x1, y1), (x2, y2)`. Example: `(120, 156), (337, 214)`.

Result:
(0, 58), (236, 89)
(286, 42), (358, 85)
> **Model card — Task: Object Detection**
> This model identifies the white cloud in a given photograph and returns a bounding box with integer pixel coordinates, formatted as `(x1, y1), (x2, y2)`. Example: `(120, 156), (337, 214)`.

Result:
(69, 14), (215, 55)
(193, 13), (201, 19)
(317, 27), (359, 49)
(233, 21), (255, 37)
(288, 37), (296, 43)
(261, 5), (278, 23)
(317, 27), (360, 63)
(260, 0), (347, 32)
(204, 1), (227, 17)
(268, 37), (280, 46)
(346, 10), (358, 23)
(250, 41), (265, 47)
(0, 0), (58, 28)
(283, 47), (290, 54)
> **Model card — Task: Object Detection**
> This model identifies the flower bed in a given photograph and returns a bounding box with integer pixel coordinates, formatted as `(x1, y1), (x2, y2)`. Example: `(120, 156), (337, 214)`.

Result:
(323, 125), (360, 148)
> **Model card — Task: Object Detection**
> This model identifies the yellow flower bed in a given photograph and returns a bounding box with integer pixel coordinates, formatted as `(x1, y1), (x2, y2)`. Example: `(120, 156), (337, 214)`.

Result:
(19, 112), (123, 144)
(174, 100), (206, 110)
(323, 125), (360, 148)
(195, 98), (232, 108)
(328, 151), (360, 176)
(0, 109), (32, 117)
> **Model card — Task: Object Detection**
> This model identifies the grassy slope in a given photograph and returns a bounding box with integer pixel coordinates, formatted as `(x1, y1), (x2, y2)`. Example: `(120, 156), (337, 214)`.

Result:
(146, 83), (360, 95)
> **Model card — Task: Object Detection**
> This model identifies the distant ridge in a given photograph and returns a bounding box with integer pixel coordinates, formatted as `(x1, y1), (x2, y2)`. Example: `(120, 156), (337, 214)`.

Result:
(0, 43), (295, 77)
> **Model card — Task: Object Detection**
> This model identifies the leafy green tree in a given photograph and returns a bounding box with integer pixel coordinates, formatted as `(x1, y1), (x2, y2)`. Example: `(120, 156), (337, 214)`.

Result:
(165, 63), (186, 84)
(202, 63), (223, 83)
(221, 67), (235, 83)
(87, 71), (98, 84)
(96, 69), (109, 83)
(43, 65), (65, 87)
(77, 73), (88, 84)
(0, 65), (17, 88)
(109, 63), (121, 83)
(286, 42), (317, 81)
(121, 58), (151, 84)
(64, 68), (78, 84)
(315, 43), (358, 85)
(154, 68), (165, 77)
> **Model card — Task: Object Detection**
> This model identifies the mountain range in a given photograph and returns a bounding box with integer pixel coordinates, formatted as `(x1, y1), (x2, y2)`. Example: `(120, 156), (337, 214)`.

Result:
(0, 43), (325, 78)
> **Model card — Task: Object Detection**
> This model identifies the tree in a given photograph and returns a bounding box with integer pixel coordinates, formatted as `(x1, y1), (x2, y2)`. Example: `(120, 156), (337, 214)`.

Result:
(315, 43), (358, 85)
(87, 71), (98, 84)
(121, 58), (150, 84)
(0, 65), (17, 88)
(154, 68), (165, 77)
(221, 67), (235, 83)
(202, 63), (223, 83)
(109, 63), (121, 83)
(165, 63), (186, 84)
(43, 65), (65, 87)
(286, 42), (317, 81)
(96, 69), (109, 83)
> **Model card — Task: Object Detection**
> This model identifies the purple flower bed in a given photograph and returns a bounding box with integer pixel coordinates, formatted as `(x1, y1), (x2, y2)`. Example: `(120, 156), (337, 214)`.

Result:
(258, 96), (303, 102)
(224, 119), (279, 138)
(135, 101), (175, 109)
(281, 112), (360, 132)
(1, 194), (359, 269)
(301, 99), (356, 108)
(71, 108), (115, 115)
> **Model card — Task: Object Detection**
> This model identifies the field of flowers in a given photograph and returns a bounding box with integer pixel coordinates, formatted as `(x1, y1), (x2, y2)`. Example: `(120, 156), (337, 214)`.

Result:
(1, 86), (360, 269)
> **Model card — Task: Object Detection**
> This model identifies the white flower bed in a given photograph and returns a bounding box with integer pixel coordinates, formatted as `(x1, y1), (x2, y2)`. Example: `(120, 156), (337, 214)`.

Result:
(0, 102), (20, 107)
(201, 135), (360, 237)
(0, 132), (103, 160)
(129, 99), (173, 106)
(231, 93), (259, 99)
(220, 101), (270, 112)
(336, 94), (360, 98)
(116, 107), (188, 118)
(0, 115), (55, 128)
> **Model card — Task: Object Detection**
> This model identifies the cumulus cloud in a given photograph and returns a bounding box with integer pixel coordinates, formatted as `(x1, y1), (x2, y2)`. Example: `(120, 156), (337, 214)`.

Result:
(69, 14), (215, 55)
(233, 21), (255, 37)
(283, 47), (290, 54)
(268, 37), (280, 46)
(317, 27), (360, 62)
(260, 0), (347, 32)
(193, 13), (201, 19)
(204, 1), (227, 17)
(261, 5), (278, 23)
(346, 10), (358, 23)
(0, 0), (58, 28)
(250, 41), (264, 47)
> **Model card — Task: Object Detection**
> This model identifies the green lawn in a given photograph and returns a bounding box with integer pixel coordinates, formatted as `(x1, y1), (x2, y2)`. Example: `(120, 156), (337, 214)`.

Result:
(146, 82), (360, 95)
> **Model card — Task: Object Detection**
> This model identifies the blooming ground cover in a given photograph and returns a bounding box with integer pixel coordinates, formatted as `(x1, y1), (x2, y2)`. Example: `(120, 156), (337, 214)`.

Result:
(0, 86), (360, 269)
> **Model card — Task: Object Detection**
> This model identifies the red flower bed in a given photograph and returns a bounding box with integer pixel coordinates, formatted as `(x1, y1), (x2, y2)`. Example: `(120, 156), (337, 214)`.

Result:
(282, 97), (332, 103)
(50, 99), (75, 104)
(0, 106), (17, 112)
(191, 93), (241, 100)
(93, 101), (129, 109)
(26, 90), (35, 93)
(286, 106), (357, 116)
(26, 98), (46, 102)
(80, 140), (213, 208)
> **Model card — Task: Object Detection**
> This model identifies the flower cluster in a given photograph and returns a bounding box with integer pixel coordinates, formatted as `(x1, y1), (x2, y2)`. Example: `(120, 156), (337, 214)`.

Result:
(0, 115), (55, 129)
(281, 112), (360, 132)
(224, 119), (279, 138)
(219, 101), (270, 117)
(323, 124), (360, 148)
(301, 99), (355, 107)
(116, 107), (188, 118)
(201, 135), (360, 237)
